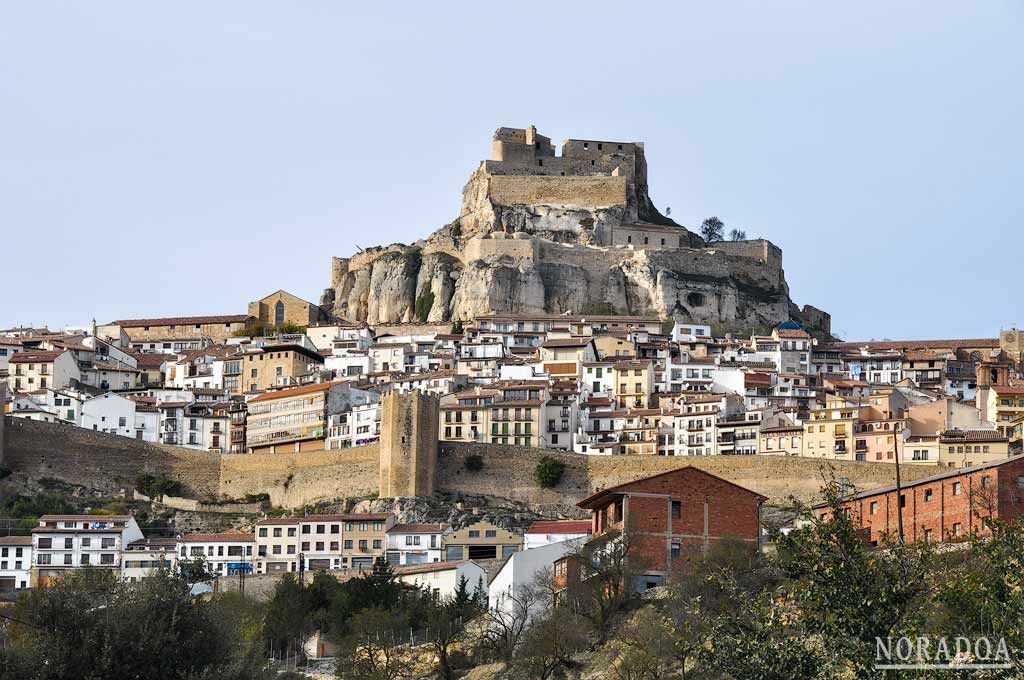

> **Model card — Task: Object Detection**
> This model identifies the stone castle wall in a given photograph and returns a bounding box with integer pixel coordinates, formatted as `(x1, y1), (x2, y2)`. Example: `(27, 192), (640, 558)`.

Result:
(3, 417), (220, 498)
(487, 175), (628, 210)
(4, 417), (940, 512)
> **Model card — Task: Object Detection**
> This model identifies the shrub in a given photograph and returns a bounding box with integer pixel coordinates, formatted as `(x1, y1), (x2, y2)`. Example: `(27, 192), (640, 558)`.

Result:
(464, 454), (484, 472)
(534, 456), (566, 488)
(135, 474), (182, 499)
(415, 288), (435, 323)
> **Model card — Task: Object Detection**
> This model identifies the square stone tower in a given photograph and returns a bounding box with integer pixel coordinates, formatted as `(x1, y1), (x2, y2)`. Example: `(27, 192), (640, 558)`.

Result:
(378, 390), (440, 498)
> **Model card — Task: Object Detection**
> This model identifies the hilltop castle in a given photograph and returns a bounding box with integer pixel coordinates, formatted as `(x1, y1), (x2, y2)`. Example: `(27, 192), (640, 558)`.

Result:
(321, 125), (827, 335)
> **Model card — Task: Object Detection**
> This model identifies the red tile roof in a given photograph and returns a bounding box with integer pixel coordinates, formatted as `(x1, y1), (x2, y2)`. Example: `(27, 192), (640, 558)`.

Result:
(387, 523), (450, 534)
(111, 315), (251, 328)
(10, 350), (64, 363)
(179, 531), (254, 543)
(525, 520), (592, 535)
(249, 380), (345, 402)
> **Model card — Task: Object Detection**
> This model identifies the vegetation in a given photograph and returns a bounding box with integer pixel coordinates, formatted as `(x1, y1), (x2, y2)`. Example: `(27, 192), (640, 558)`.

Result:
(728, 228), (747, 241)
(533, 456), (566, 488)
(699, 216), (725, 242)
(414, 287), (435, 323)
(232, 321), (305, 337)
(450, 319), (464, 335)
(1, 568), (271, 680)
(581, 302), (619, 316)
(464, 453), (484, 472)
(6, 481), (1024, 678)
(135, 473), (183, 499)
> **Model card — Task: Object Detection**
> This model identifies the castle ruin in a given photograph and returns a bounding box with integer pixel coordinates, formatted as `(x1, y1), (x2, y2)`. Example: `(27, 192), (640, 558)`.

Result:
(322, 125), (829, 335)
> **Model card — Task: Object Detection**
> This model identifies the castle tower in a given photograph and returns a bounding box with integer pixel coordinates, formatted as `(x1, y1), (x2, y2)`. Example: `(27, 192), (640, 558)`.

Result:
(378, 390), (440, 498)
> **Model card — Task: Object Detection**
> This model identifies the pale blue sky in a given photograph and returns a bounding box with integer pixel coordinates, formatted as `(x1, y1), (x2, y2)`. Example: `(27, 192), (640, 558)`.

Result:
(2, 2), (1021, 340)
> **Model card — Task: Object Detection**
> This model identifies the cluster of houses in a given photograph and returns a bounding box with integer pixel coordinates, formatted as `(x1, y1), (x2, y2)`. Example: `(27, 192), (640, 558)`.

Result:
(4, 290), (1024, 470)
(9, 451), (1024, 625)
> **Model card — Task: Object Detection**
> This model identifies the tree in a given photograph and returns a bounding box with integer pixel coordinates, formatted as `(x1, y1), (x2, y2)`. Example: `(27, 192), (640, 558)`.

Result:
(477, 582), (540, 664)
(264, 573), (310, 656)
(728, 228), (747, 241)
(699, 216), (725, 243)
(533, 456), (566, 489)
(450, 319), (463, 335)
(420, 586), (483, 680)
(605, 607), (677, 680)
(336, 607), (412, 680)
(561, 529), (645, 642)
(511, 575), (589, 680)
(775, 481), (934, 676)
(4, 569), (271, 680)
(665, 206), (672, 216)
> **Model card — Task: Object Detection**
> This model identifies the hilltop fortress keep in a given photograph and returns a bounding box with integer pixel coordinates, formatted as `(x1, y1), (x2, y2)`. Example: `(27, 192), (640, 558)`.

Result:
(322, 125), (829, 334)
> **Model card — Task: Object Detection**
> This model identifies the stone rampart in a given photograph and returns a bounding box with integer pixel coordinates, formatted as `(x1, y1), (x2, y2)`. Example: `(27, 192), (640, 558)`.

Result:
(488, 175), (627, 208)
(3, 417), (220, 498)
(5, 418), (931, 512)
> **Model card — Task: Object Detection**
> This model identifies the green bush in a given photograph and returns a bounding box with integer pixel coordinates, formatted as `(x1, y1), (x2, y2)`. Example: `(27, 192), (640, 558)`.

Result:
(414, 288), (435, 323)
(533, 456), (566, 488)
(464, 454), (484, 472)
(135, 474), (182, 499)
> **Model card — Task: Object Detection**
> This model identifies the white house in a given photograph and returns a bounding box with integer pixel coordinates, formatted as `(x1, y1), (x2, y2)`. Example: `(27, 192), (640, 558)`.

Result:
(32, 514), (144, 586)
(488, 539), (583, 622)
(122, 537), (178, 581)
(0, 536), (32, 592)
(522, 520), (591, 551)
(671, 322), (712, 343)
(81, 392), (160, 441)
(385, 523), (451, 565)
(177, 532), (255, 577)
(394, 560), (487, 600)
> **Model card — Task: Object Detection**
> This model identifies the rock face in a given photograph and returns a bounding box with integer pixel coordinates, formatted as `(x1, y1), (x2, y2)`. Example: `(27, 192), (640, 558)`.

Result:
(322, 125), (829, 335)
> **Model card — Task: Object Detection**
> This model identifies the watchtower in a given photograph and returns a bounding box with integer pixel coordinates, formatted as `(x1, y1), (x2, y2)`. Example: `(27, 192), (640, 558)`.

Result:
(378, 390), (440, 498)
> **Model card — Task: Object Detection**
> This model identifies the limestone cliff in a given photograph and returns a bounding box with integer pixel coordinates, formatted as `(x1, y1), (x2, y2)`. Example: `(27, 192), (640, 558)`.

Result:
(321, 125), (829, 334)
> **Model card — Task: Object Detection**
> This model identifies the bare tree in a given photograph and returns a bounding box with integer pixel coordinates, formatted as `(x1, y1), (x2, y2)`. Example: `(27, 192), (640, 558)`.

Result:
(699, 217), (725, 243)
(560, 529), (646, 643)
(476, 582), (540, 664)
(728, 228), (747, 241)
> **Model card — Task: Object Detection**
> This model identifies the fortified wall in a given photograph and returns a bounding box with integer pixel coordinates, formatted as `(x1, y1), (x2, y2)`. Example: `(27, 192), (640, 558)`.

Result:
(4, 415), (939, 512)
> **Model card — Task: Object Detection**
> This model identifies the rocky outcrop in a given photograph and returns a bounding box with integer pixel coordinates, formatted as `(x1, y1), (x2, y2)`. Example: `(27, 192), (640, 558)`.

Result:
(321, 126), (829, 334)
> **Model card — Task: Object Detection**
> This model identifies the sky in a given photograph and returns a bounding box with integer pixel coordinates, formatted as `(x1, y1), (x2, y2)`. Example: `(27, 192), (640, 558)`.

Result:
(1, 2), (1022, 340)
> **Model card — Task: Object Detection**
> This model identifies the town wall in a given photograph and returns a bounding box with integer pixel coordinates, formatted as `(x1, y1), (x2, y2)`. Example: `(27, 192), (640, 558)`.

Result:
(3, 417), (220, 498)
(3, 418), (935, 512)
(218, 446), (380, 507)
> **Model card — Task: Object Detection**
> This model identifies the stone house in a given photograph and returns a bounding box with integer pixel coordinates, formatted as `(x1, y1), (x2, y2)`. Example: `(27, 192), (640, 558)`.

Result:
(248, 289), (331, 328)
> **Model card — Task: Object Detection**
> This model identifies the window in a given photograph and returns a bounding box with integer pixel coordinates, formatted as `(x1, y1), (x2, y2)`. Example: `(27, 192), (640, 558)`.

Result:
(924, 489), (934, 502)
(672, 501), (682, 519)
(485, 530), (496, 538)
(468, 530), (480, 538)
(952, 482), (962, 496)
(274, 301), (285, 325)
(952, 522), (962, 537)
(869, 501), (878, 515)
(344, 540), (353, 549)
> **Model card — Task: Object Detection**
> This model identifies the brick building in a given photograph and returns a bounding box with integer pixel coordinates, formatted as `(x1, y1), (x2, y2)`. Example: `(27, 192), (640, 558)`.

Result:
(559, 466), (766, 589)
(815, 456), (1024, 547)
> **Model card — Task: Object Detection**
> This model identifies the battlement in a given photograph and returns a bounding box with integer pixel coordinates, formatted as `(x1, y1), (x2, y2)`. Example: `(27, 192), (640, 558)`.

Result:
(488, 125), (644, 181)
